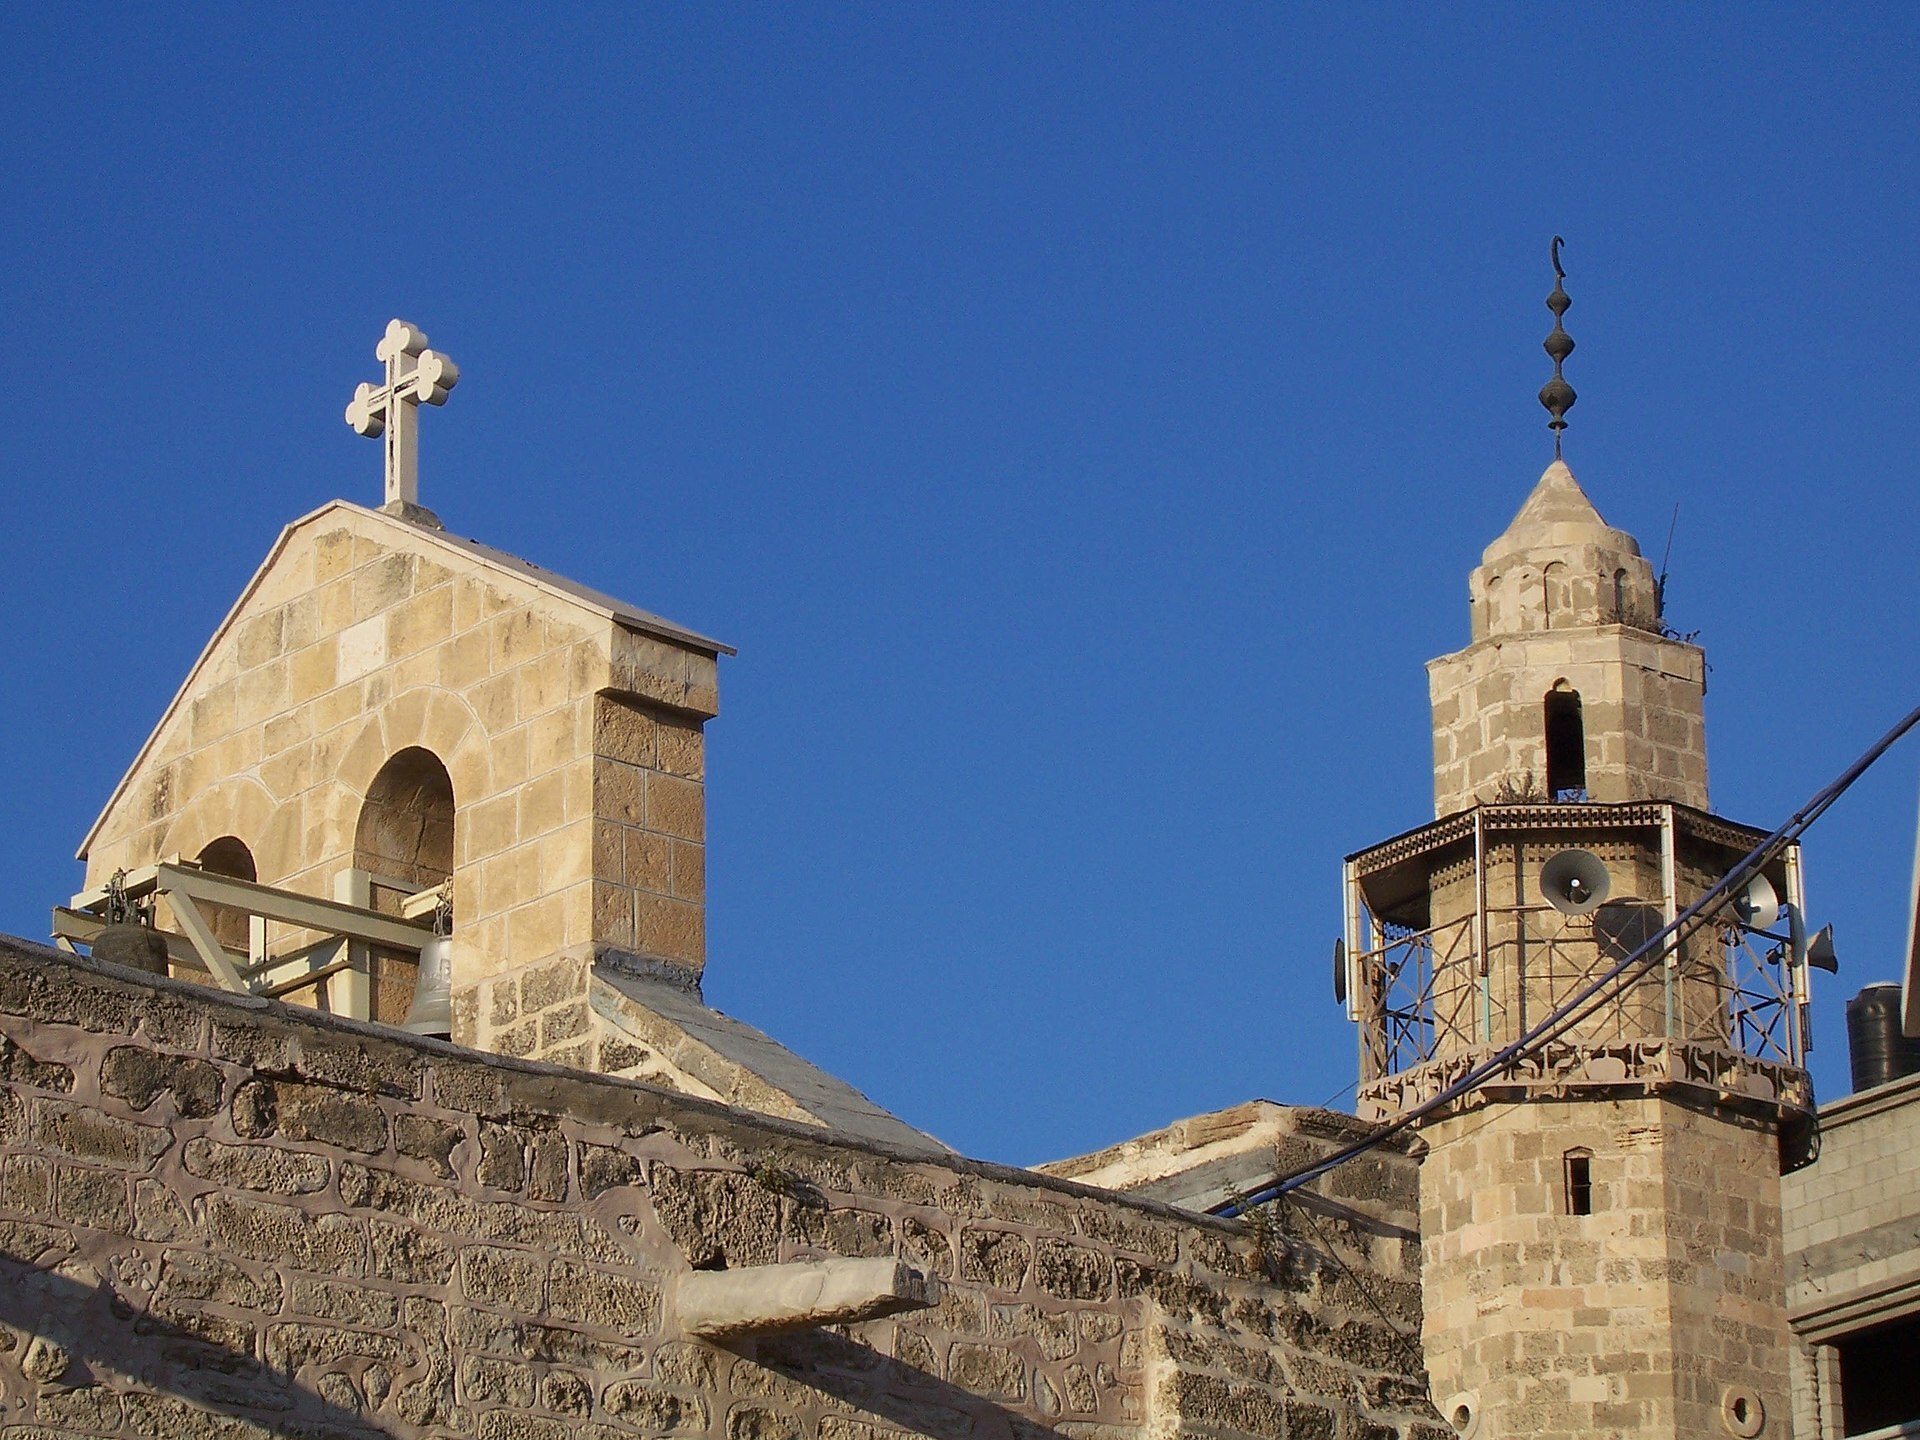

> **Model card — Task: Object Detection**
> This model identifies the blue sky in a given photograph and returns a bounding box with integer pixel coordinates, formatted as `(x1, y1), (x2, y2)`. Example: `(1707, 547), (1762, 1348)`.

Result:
(2, 6), (1916, 1164)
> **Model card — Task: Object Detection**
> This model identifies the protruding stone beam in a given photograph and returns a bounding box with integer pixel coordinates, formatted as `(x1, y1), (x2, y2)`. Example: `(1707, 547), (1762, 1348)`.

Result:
(674, 1258), (939, 1342)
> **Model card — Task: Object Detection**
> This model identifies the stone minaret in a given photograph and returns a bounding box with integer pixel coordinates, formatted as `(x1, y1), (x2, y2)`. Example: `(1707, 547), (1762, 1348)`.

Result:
(1342, 253), (1812, 1439)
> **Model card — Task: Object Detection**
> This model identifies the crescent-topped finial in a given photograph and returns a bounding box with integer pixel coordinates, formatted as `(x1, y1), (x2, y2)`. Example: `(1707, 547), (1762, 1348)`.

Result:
(1538, 238), (1576, 457)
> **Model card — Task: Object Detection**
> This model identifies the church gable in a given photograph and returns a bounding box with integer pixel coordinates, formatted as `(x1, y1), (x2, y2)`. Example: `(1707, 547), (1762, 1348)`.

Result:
(79, 499), (726, 1033)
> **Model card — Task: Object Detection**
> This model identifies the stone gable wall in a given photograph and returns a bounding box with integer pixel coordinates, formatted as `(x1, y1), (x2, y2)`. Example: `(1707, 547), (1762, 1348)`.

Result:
(0, 937), (1440, 1440)
(79, 506), (720, 1041)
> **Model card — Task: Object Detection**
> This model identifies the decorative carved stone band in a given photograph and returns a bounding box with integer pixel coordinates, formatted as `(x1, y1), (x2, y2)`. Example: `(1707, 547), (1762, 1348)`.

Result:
(1356, 1038), (1814, 1122)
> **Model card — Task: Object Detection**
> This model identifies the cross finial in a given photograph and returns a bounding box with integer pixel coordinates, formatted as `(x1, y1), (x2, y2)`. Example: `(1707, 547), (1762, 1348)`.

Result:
(345, 319), (460, 526)
(1538, 237), (1576, 458)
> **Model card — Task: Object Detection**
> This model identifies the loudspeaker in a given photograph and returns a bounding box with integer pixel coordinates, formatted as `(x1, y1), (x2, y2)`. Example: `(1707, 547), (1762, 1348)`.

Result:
(1332, 938), (1348, 1005)
(1540, 848), (1611, 916)
(1594, 900), (1664, 963)
(1804, 923), (1838, 974)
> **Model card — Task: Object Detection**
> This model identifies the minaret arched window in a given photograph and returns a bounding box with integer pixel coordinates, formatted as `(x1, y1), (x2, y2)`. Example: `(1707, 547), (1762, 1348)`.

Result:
(1545, 685), (1587, 802)
(1564, 1148), (1595, 1215)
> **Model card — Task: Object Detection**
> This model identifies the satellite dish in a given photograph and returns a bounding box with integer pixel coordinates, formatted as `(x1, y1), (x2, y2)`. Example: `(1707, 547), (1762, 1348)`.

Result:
(1804, 923), (1839, 974)
(1731, 873), (1781, 932)
(1333, 938), (1348, 1005)
(1541, 849), (1611, 916)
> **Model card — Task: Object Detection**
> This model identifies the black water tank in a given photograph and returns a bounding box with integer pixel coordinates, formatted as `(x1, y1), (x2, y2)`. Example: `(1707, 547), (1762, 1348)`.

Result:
(1845, 983), (1920, 1093)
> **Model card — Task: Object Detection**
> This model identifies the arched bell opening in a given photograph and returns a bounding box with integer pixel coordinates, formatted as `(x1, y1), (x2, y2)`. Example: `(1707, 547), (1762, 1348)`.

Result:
(194, 835), (258, 964)
(1544, 685), (1587, 802)
(353, 747), (455, 1028)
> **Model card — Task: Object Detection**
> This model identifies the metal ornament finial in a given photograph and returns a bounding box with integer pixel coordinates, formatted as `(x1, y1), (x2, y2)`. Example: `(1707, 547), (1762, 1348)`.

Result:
(1538, 236), (1576, 458)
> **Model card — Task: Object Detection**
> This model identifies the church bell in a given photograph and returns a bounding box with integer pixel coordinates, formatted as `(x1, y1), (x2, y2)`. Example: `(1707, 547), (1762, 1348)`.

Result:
(402, 932), (453, 1038)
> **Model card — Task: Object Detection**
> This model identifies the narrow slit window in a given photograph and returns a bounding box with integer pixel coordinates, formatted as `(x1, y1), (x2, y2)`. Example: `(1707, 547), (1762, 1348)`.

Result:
(1545, 688), (1587, 801)
(1564, 1150), (1594, 1215)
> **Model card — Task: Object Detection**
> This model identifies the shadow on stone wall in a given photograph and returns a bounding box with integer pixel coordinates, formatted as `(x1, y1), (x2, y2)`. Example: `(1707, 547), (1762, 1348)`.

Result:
(0, 1253), (392, 1438)
(754, 1329), (1067, 1440)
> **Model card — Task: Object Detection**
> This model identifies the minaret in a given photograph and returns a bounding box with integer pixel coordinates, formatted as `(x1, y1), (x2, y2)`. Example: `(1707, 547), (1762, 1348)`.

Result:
(1342, 246), (1812, 1439)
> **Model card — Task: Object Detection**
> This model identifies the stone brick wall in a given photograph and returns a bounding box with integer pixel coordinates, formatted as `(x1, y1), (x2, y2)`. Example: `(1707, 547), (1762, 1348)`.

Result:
(1426, 629), (1708, 816)
(0, 936), (1440, 1439)
(1419, 1094), (1789, 1439)
(1426, 461), (1708, 817)
(1780, 1071), (1920, 1438)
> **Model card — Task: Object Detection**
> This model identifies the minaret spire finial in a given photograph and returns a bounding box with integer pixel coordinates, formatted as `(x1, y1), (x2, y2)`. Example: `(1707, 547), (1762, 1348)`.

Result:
(1538, 236), (1576, 458)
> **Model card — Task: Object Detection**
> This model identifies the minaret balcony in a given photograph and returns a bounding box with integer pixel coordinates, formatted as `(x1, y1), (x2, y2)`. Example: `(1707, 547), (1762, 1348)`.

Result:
(1341, 801), (1815, 1124)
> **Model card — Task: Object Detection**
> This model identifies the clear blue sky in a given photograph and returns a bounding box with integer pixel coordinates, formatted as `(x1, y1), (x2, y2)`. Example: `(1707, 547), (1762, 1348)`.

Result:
(2, 7), (1915, 1164)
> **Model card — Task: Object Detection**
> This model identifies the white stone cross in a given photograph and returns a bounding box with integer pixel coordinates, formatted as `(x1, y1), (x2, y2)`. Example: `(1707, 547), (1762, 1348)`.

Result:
(344, 319), (460, 515)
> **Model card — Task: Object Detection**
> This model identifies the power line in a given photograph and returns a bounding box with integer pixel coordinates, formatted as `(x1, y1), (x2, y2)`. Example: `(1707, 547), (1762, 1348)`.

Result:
(1215, 701), (1920, 1217)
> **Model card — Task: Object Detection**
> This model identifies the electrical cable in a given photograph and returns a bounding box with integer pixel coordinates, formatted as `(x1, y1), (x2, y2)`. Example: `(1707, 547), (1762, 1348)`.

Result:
(1285, 1196), (1438, 1412)
(1214, 701), (1920, 1217)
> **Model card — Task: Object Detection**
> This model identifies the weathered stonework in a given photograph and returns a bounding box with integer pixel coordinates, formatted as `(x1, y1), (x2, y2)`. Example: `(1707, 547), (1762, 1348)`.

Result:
(0, 935), (1440, 1439)
(1352, 458), (1807, 1439)
(1420, 1095), (1789, 1439)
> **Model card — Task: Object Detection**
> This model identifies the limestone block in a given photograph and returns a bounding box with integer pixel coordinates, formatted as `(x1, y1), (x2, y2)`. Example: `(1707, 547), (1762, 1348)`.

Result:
(624, 829), (671, 893)
(506, 894), (567, 959)
(518, 770), (568, 840)
(674, 1257), (938, 1341)
(336, 618), (386, 686)
(595, 696), (659, 768)
(352, 552), (416, 621)
(235, 610), (286, 670)
(649, 775), (705, 842)
(634, 892), (702, 966)
(528, 707), (582, 776)
(596, 757), (649, 829)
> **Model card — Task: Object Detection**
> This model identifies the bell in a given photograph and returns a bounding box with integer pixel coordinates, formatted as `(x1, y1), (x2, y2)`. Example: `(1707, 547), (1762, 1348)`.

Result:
(402, 933), (453, 1038)
(91, 923), (169, 976)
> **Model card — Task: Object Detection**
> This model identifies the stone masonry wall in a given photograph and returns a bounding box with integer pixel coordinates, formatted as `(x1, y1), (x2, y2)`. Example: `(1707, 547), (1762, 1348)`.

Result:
(0, 936), (1441, 1440)
(1420, 1094), (1788, 1440)
(1426, 628), (1708, 817)
(80, 503), (721, 1023)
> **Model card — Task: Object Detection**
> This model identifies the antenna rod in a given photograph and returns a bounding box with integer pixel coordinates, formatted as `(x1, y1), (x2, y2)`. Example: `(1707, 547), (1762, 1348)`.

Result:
(1657, 503), (1680, 614)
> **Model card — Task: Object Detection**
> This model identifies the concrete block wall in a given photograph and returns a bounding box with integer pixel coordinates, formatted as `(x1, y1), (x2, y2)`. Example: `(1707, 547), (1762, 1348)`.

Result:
(0, 936), (1442, 1439)
(1780, 1071), (1920, 1437)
